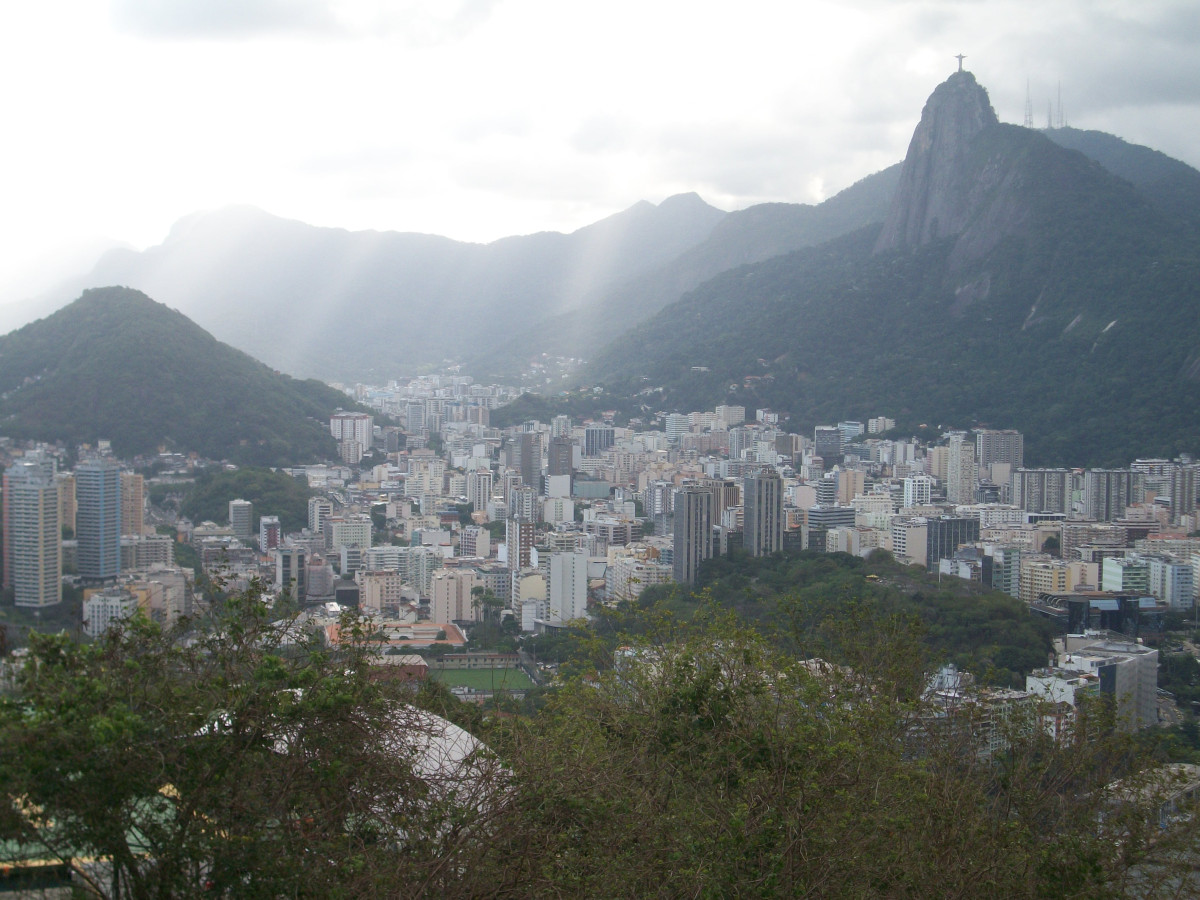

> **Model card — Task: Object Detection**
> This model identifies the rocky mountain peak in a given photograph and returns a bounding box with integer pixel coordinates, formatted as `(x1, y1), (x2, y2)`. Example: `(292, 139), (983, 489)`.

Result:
(874, 71), (1000, 253)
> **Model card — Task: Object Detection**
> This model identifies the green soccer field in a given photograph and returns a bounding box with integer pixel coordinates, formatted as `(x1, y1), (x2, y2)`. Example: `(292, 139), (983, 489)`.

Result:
(430, 668), (536, 691)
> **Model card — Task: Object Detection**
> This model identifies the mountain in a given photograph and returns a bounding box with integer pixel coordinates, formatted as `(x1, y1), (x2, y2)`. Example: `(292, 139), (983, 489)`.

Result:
(0, 286), (355, 464)
(476, 165), (901, 375)
(1043, 126), (1200, 230)
(587, 71), (1200, 465)
(51, 195), (728, 382)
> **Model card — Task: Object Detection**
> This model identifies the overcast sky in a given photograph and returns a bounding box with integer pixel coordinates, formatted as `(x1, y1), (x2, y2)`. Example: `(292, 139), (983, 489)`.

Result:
(2, 0), (1199, 304)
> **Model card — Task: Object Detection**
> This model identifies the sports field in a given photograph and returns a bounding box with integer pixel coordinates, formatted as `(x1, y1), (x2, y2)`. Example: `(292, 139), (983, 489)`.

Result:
(430, 667), (536, 691)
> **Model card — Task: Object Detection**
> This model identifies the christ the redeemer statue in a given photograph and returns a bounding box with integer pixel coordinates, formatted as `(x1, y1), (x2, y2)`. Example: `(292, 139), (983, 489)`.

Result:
(955, 54), (966, 72)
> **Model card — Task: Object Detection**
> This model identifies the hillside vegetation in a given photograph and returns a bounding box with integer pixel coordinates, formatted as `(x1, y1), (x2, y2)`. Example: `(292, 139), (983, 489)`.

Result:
(587, 121), (1200, 465)
(0, 287), (349, 465)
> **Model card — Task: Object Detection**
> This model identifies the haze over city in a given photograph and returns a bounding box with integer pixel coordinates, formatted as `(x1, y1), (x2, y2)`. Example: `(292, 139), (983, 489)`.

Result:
(3, 0), (1199, 308)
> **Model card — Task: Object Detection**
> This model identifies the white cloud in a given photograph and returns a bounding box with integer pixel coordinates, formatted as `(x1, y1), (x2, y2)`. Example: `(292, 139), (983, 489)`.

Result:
(0, 0), (1197, 307)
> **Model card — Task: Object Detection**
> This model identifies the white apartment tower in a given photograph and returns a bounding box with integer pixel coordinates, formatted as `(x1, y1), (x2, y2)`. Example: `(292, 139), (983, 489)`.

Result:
(3, 457), (61, 608)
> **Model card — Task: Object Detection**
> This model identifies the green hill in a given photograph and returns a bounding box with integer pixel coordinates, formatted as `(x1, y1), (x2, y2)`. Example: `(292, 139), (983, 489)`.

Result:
(0, 286), (350, 464)
(586, 74), (1200, 465)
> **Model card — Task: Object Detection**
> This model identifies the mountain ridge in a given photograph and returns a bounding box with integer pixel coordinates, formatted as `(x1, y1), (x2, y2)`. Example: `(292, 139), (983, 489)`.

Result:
(583, 71), (1200, 465)
(0, 286), (356, 464)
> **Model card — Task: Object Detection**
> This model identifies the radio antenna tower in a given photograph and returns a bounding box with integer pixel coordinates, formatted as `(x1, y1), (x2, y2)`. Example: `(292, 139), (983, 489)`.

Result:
(1046, 100), (1053, 130)
(1056, 82), (1064, 129)
(1023, 80), (1033, 128)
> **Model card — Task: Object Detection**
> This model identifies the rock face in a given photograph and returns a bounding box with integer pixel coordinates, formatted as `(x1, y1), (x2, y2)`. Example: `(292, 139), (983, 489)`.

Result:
(874, 71), (999, 253)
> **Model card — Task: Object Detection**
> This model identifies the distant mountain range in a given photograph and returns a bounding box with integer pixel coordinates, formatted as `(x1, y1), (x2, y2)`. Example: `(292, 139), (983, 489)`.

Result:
(9, 71), (1200, 466)
(33, 168), (899, 383)
(586, 72), (1200, 465)
(0, 286), (354, 464)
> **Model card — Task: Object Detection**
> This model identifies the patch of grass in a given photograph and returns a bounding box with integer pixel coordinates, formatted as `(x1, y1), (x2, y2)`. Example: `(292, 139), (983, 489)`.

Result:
(430, 667), (535, 691)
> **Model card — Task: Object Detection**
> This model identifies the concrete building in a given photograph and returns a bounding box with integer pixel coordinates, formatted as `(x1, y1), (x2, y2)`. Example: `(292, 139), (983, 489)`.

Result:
(1147, 556), (1195, 610)
(120, 471), (145, 536)
(1031, 637), (1159, 732)
(3, 456), (61, 608)
(975, 429), (1024, 470)
(308, 497), (334, 540)
(466, 469), (494, 514)
(743, 467), (783, 557)
(459, 525), (491, 559)
(1168, 461), (1199, 526)
(228, 498), (253, 540)
(1012, 468), (1071, 515)
(83, 587), (139, 638)
(275, 546), (307, 598)
(549, 550), (589, 624)
(56, 471), (76, 535)
(903, 475), (935, 509)
(329, 515), (372, 553)
(673, 483), (713, 584)
(1084, 469), (1142, 522)
(945, 433), (977, 505)
(813, 426), (842, 466)
(1103, 556), (1151, 595)
(259, 515), (281, 551)
(330, 411), (373, 450)
(430, 569), (483, 623)
(76, 457), (122, 583)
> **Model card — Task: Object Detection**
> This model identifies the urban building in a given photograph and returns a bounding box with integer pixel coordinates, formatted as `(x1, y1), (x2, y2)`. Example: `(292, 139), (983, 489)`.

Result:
(120, 471), (145, 536)
(259, 515), (281, 551)
(3, 456), (61, 608)
(430, 569), (483, 623)
(330, 411), (373, 450)
(228, 498), (253, 540)
(76, 457), (122, 583)
(945, 433), (977, 505)
(673, 483), (714, 584)
(1011, 468), (1071, 515)
(549, 551), (588, 624)
(83, 587), (139, 639)
(744, 467), (783, 556)
(974, 429), (1024, 470)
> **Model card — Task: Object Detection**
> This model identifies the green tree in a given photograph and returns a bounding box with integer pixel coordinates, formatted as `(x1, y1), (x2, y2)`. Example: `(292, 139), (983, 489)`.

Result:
(0, 584), (507, 898)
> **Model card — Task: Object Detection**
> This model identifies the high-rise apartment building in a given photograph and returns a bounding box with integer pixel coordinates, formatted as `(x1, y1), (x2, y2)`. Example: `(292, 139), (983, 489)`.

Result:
(673, 484), (714, 584)
(664, 414), (690, 445)
(330, 411), (373, 450)
(1012, 468), (1071, 515)
(55, 472), (76, 535)
(813, 427), (842, 465)
(329, 515), (372, 552)
(259, 515), (282, 551)
(76, 457), (121, 583)
(1084, 469), (1142, 522)
(549, 551), (589, 623)
(308, 496), (333, 538)
(466, 469), (494, 514)
(510, 431), (539, 488)
(547, 436), (574, 478)
(903, 475), (935, 508)
(430, 569), (482, 623)
(945, 433), (978, 505)
(460, 525), (490, 559)
(975, 429), (1024, 470)
(3, 456), (61, 608)
(1168, 461), (1199, 526)
(275, 546), (307, 597)
(120, 471), (145, 536)
(228, 498), (253, 540)
(583, 424), (615, 457)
